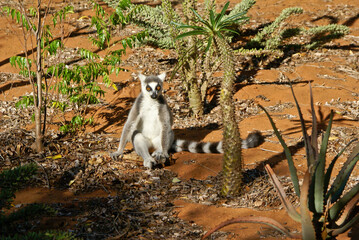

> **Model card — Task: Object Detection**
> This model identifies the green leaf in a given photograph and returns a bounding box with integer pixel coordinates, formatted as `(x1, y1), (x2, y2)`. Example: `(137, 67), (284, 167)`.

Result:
(265, 165), (301, 222)
(300, 170), (317, 239)
(313, 111), (333, 214)
(330, 212), (359, 237)
(289, 82), (315, 167)
(222, 11), (247, 23)
(175, 30), (207, 40)
(324, 139), (358, 202)
(47, 39), (63, 55)
(190, 8), (207, 26)
(215, 2), (230, 25)
(329, 183), (359, 224)
(15, 96), (34, 109)
(205, 36), (213, 52)
(209, 9), (215, 27)
(309, 82), (318, 159)
(328, 143), (359, 203)
(259, 104), (300, 197)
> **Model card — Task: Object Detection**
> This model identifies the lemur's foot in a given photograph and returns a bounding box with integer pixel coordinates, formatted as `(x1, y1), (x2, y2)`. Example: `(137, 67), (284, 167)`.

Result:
(110, 151), (123, 161)
(151, 151), (168, 165)
(143, 157), (157, 169)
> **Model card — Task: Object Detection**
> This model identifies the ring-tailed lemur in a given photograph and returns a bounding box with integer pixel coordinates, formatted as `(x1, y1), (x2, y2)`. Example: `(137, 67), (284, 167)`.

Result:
(110, 73), (263, 169)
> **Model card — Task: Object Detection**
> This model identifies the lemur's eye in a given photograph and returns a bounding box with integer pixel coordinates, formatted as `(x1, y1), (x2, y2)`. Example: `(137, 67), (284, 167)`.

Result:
(156, 85), (161, 91)
(146, 86), (151, 91)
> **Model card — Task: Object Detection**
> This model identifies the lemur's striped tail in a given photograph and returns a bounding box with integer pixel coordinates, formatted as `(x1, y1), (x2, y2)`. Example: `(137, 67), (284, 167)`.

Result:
(171, 131), (263, 154)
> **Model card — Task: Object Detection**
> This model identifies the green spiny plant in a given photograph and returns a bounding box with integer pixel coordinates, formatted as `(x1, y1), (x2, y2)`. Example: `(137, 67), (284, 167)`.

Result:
(174, 2), (249, 196)
(202, 84), (359, 239)
(241, 6), (349, 54)
(164, 0), (252, 117)
(109, 0), (174, 48)
(90, 1), (148, 50)
(248, 7), (304, 49)
(304, 24), (350, 49)
(164, 0), (204, 116)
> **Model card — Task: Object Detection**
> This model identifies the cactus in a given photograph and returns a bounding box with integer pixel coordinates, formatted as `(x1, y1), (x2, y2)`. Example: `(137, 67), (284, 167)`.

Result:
(174, 2), (249, 196)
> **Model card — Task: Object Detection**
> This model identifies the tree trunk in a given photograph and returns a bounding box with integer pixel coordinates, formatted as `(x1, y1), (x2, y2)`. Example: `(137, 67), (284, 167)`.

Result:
(188, 80), (203, 117)
(181, 0), (204, 117)
(34, 0), (44, 152)
(185, 36), (203, 117)
(215, 36), (243, 196)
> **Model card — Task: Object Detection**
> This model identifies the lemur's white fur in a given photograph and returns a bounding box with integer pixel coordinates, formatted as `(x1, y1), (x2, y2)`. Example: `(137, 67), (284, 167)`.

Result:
(110, 73), (263, 169)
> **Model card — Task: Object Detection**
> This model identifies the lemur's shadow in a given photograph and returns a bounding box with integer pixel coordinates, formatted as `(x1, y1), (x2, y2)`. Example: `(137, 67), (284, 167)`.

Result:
(92, 97), (133, 134)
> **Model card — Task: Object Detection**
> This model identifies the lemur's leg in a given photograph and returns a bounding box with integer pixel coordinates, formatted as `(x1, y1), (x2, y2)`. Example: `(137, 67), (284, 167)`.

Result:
(151, 130), (174, 164)
(132, 132), (156, 169)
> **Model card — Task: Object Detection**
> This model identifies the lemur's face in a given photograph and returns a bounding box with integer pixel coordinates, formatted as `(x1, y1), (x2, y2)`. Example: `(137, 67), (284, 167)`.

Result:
(139, 73), (166, 100)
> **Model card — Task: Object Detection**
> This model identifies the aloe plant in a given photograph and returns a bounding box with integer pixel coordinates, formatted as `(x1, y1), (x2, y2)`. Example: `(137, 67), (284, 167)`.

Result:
(203, 83), (359, 239)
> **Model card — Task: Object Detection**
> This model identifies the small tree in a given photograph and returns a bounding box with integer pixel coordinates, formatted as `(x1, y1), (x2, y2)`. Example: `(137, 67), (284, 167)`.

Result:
(174, 2), (248, 196)
(3, 0), (74, 152)
(4, 1), (146, 136)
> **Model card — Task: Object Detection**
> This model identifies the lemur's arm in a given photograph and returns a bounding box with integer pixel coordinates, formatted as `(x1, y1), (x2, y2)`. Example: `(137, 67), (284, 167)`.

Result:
(110, 95), (142, 160)
(115, 119), (133, 155)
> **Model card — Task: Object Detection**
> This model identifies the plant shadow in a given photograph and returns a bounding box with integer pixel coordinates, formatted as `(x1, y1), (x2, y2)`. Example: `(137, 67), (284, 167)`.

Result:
(245, 104), (356, 177)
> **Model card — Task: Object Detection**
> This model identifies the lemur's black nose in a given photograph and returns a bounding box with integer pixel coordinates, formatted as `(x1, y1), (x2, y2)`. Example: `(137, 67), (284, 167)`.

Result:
(151, 93), (157, 99)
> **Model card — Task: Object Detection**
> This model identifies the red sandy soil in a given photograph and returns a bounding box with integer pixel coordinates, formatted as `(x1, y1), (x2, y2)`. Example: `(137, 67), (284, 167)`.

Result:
(1, 0), (359, 239)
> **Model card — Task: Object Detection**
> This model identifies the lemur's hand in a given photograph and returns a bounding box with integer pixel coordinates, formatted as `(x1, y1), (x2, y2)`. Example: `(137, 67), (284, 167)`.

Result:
(110, 151), (123, 161)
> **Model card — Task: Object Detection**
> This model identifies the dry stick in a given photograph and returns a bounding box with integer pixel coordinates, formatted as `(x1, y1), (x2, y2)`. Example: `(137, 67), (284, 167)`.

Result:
(196, 161), (218, 174)
(30, 158), (50, 188)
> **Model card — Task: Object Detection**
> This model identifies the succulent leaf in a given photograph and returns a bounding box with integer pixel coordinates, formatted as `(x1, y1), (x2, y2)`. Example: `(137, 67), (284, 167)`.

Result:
(334, 190), (359, 226)
(289, 82), (316, 168)
(330, 210), (359, 237)
(309, 82), (318, 159)
(328, 143), (359, 203)
(265, 164), (301, 222)
(313, 111), (334, 214)
(329, 182), (359, 223)
(259, 104), (300, 197)
(324, 139), (358, 202)
(300, 170), (317, 239)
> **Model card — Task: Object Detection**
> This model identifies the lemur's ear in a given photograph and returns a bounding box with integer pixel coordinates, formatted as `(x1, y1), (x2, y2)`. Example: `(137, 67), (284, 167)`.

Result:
(158, 72), (166, 82)
(138, 73), (146, 82)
